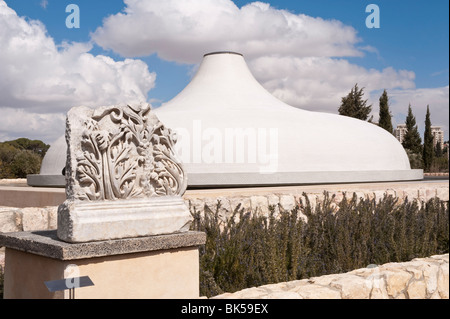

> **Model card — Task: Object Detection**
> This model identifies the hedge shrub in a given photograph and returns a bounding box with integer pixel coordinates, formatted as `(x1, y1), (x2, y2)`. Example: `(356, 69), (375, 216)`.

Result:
(190, 192), (449, 297)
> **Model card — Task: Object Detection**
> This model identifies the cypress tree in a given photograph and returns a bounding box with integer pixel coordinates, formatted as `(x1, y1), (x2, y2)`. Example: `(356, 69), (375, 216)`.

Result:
(435, 142), (443, 158)
(378, 89), (393, 134)
(402, 104), (422, 154)
(423, 105), (434, 171)
(338, 83), (372, 121)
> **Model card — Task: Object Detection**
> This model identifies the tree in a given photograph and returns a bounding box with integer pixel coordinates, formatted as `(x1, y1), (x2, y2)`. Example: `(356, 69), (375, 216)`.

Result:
(0, 143), (19, 178)
(0, 138), (47, 178)
(338, 84), (372, 121)
(435, 142), (443, 158)
(9, 150), (42, 178)
(405, 149), (423, 170)
(4, 138), (50, 158)
(422, 105), (434, 171)
(378, 89), (393, 134)
(402, 104), (422, 154)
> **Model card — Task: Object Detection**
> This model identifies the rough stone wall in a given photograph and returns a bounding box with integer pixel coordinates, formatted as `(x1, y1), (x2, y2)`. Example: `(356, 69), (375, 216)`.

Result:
(186, 184), (449, 222)
(212, 254), (449, 299)
(1, 205), (58, 274)
(1, 183), (448, 233)
(0, 206), (57, 233)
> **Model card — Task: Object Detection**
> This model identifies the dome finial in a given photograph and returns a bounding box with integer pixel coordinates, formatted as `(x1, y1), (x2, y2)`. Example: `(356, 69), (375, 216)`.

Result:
(203, 51), (243, 57)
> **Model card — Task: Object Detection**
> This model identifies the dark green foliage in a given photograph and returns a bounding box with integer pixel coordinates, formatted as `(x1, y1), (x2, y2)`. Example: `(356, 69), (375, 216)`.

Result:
(435, 142), (443, 158)
(4, 138), (50, 158)
(405, 149), (424, 170)
(0, 138), (49, 178)
(423, 105), (434, 172)
(430, 142), (449, 173)
(338, 83), (372, 121)
(430, 156), (449, 173)
(190, 193), (449, 297)
(402, 104), (422, 155)
(8, 150), (43, 178)
(378, 89), (393, 134)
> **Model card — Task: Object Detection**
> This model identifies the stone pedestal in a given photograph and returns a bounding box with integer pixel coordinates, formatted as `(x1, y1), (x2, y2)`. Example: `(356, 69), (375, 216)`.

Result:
(57, 196), (192, 243)
(0, 230), (206, 299)
(56, 103), (192, 243)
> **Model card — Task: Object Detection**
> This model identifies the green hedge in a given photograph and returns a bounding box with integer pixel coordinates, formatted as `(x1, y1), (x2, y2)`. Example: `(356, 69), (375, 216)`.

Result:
(190, 193), (449, 297)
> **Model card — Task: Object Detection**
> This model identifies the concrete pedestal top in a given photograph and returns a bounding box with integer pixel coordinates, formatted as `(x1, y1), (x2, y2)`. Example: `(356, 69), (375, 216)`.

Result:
(0, 230), (206, 260)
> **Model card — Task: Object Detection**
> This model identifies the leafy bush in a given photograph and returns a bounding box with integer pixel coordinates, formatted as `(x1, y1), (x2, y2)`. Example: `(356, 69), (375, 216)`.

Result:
(0, 138), (49, 178)
(8, 150), (43, 178)
(3, 138), (50, 157)
(430, 156), (449, 173)
(405, 149), (424, 170)
(190, 193), (449, 297)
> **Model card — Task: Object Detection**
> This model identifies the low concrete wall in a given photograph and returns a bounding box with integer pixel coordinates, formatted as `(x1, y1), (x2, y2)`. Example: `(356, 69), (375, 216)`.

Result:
(1, 179), (449, 209)
(213, 254), (449, 299)
(0, 186), (65, 208)
(185, 181), (449, 222)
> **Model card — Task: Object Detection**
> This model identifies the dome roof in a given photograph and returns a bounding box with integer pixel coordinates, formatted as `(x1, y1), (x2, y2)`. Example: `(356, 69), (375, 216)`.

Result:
(39, 135), (66, 175)
(153, 51), (422, 186)
(27, 135), (66, 187)
(28, 51), (422, 187)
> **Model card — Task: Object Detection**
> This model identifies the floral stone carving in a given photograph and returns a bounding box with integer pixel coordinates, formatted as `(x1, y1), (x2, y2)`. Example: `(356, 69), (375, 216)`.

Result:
(57, 103), (192, 243)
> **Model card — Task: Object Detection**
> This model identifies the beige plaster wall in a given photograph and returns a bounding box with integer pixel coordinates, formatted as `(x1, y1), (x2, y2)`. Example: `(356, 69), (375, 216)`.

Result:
(4, 247), (199, 299)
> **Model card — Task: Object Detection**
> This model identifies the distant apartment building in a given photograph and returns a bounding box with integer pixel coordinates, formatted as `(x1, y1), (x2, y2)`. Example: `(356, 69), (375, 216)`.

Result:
(394, 124), (407, 144)
(395, 124), (444, 150)
(431, 126), (444, 149)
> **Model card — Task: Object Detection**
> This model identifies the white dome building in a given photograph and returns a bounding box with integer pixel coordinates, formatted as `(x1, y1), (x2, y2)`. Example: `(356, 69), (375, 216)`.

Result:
(28, 51), (422, 187)
(153, 51), (422, 186)
(27, 135), (66, 187)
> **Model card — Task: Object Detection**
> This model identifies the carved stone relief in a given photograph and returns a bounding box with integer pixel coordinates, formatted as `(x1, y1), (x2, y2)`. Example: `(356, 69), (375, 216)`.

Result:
(57, 103), (192, 243)
(69, 103), (187, 200)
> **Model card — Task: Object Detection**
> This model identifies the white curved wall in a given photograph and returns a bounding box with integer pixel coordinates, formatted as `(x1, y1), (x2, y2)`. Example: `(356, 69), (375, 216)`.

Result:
(39, 135), (66, 175)
(154, 52), (419, 185)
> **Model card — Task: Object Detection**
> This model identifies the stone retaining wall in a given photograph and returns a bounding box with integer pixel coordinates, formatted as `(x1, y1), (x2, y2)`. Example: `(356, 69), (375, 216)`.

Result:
(185, 183), (449, 221)
(0, 206), (57, 233)
(212, 254), (449, 299)
(0, 181), (449, 234)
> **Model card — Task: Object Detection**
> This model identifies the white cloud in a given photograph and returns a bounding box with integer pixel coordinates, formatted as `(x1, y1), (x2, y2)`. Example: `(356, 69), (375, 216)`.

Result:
(1, 0), (448, 145)
(0, 1), (156, 143)
(248, 56), (416, 113)
(91, 0), (448, 141)
(92, 0), (362, 64)
(0, 108), (65, 144)
(388, 86), (449, 140)
(248, 56), (448, 139)
(40, 0), (48, 9)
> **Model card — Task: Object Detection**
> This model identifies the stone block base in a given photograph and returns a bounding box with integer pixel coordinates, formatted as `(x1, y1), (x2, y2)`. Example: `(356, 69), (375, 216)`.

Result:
(57, 196), (192, 243)
(0, 230), (206, 299)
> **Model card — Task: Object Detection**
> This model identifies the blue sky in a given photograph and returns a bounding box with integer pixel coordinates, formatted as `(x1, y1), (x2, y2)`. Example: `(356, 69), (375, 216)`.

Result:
(1, 0), (448, 143)
(8, 0), (449, 90)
